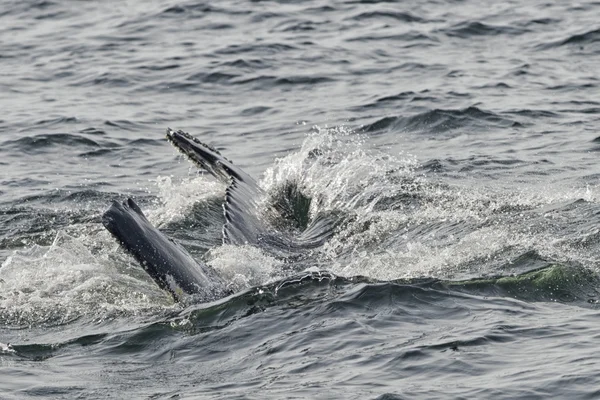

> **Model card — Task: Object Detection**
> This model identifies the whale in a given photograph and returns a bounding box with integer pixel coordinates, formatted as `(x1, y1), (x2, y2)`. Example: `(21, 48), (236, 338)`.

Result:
(102, 197), (226, 302)
(102, 128), (338, 302)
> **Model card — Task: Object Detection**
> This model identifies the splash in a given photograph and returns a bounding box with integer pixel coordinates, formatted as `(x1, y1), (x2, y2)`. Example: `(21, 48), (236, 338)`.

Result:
(0, 230), (171, 327)
(148, 175), (225, 225)
(3, 125), (600, 328)
(261, 125), (421, 216)
(258, 126), (600, 281)
(206, 245), (282, 293)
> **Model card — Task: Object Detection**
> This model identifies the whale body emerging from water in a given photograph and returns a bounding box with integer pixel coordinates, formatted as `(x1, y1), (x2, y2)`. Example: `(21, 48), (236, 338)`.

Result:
(102, 129), (334, 302)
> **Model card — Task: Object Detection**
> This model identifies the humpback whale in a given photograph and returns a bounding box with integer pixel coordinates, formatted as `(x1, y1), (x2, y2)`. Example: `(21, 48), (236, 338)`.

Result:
(102, 197), (226, 302)
(103, 129), (337, 302)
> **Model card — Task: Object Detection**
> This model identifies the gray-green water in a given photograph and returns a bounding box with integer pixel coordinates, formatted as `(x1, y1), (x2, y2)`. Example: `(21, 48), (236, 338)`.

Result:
(1, 0), (600, 398)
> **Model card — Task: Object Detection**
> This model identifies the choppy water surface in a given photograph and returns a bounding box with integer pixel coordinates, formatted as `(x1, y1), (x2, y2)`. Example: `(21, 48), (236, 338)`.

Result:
(1, 0), (600, 398)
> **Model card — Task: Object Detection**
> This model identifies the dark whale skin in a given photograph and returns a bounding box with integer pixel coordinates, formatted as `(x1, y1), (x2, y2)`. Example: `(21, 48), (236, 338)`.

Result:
(102, 198), (225, 302)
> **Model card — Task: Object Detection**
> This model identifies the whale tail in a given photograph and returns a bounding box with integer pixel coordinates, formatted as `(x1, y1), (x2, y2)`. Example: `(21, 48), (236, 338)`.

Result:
(102, 198), (225, 302)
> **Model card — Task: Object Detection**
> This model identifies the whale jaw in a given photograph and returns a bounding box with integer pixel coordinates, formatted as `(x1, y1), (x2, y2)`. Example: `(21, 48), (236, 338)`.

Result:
(102, 198), (226, 302)
(166, 128), (248, 184)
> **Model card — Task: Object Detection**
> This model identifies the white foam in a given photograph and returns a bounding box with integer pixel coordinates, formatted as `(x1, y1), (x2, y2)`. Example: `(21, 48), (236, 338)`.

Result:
(147, 175), (225, 225)
(206, 245), (282, 293)
(0, 230), (171, 326)
(256, 126), (600, 281)
(3, 125), (600, 326)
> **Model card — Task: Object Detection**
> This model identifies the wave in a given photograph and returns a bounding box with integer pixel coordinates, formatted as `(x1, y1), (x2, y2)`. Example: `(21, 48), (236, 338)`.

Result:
(536, 27), (600, 49)
(360, 107), (518, 134)
(518, 17), (561, 27)
(347, 32), (439, 44)
(240, 106), (272, 116)
(103, 119), (146, 131)
(354, 89), (439, 110)
(0, 0), (69, 20)
(33, 116), (79, 127)
(271, 19), (322, 33)
(187, 71), (239, 83)
(441, 21), (530, 38)
(348, 11), (426, 23)
(0, 130), (164, 161)
(70, 72), (133, 88)
(215, 43), (297, 56)
(238, 74), (334, 86)
(505, 109), (560, 118)
(5, 262), (598, 361)
(2, 127), (600, 339)
(217, 58), (268, 70)
(157, 2), (250, 18)
(136, 63), (181, 72)
(1, 133), (101, 153)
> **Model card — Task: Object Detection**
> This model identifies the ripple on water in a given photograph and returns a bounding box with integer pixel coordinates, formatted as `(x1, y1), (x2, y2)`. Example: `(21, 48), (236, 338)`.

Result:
(1, 0), (600, 398)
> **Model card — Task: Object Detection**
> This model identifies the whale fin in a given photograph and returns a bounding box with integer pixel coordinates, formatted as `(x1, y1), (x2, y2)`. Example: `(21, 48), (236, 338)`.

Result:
(166, 128), (270, 246)
(102, 198), (225, 302)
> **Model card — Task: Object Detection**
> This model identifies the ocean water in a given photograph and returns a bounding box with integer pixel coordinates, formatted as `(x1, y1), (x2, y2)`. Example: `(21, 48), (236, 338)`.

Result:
(1, 0), (600, 398)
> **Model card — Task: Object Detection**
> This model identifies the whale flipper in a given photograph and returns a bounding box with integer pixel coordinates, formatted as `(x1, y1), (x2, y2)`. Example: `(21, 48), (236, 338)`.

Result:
(102, 198), (225, 302)
(166, 128), (270, 246)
